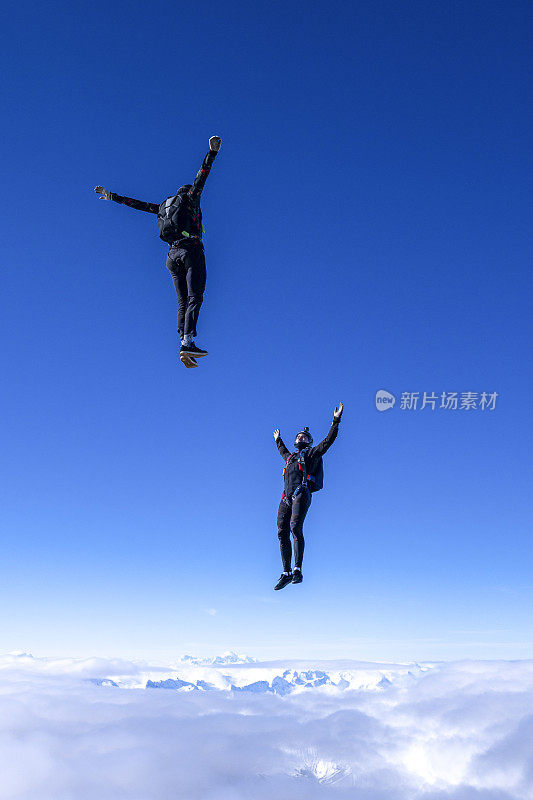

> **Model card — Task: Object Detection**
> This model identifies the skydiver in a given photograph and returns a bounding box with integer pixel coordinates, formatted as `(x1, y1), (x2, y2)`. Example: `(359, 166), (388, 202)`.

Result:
(94, 136), (221, 368)
(273, 403), (344, 590)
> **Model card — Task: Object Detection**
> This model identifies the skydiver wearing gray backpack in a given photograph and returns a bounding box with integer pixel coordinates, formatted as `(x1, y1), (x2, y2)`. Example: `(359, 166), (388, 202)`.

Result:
(95, 136), (221, 368)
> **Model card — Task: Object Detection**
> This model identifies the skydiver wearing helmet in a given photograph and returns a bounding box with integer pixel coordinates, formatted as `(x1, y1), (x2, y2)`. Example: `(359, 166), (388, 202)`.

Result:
(273, 403), (344, 590)
(94, 136), (221, 368)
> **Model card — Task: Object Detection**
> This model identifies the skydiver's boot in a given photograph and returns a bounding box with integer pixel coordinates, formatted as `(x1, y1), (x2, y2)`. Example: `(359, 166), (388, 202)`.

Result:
(291, 568), (303, 584)
(180, 342), (208, 358)
(274, 572), (293, 591)
(180, 352), (198, 369)
(180, 342), (209, 358)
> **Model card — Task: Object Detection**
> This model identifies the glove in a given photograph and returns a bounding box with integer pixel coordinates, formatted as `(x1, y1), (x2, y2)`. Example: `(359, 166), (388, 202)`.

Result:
(333, 402), (343, 422)
(94, 186), (111, 201)
(209, 136), (221, 152)
(273, 429), (281, 441)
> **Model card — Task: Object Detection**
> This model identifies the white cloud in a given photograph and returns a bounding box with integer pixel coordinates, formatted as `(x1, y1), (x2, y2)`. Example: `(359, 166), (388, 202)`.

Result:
(0, 654), (532, 799)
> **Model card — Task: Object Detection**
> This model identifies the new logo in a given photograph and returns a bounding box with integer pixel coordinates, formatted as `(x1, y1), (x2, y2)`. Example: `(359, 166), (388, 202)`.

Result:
(375, 390), (396, 411)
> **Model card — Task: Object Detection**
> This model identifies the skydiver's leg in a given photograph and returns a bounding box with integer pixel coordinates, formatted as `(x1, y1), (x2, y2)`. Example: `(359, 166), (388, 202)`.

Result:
(277, 499), (292, 573)
(166, 247), (188, 338)
(290, 491), (311, 570)
(184, 244), (206, 337)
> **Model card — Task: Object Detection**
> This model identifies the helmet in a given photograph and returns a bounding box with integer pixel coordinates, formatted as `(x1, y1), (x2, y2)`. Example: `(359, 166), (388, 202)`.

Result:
(177, 184), (192, 194)
(294, 426), (313, 450)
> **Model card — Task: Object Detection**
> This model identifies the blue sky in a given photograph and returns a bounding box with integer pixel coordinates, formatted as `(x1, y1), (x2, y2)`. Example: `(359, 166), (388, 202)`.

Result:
(1, 0), (532, 661)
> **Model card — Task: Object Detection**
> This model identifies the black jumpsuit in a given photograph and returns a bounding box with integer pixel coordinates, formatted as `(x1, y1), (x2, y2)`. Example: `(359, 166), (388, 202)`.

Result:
(110, 148), (218, 338)
(275, 419), (340, 572)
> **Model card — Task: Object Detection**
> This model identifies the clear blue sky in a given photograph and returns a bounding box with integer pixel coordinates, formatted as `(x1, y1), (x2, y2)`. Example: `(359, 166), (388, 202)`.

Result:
(1, 0), (532, 661)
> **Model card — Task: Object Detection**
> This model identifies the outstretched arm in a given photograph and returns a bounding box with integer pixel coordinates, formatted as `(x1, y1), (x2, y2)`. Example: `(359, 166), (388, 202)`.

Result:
(94, 186), (159, 214)
(274, 429), (291, 461)
(314, 403), (343, 456)
(189, 136), (221, 200)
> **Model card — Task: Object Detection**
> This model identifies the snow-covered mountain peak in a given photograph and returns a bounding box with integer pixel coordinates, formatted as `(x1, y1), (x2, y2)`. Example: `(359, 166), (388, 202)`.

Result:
(180, 651), (257, 666)
(143, 659), (425, 695)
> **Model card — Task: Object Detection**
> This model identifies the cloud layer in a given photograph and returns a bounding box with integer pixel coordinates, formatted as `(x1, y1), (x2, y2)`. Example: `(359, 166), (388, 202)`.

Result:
(1, 654), (532, 799)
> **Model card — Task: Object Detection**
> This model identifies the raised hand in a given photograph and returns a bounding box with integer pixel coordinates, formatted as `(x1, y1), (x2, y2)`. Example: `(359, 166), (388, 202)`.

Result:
(273, 429), (281, 441)
(209, 136), (221, 152)
(333, 402), (343, 421)
(94, 186), (111, 201)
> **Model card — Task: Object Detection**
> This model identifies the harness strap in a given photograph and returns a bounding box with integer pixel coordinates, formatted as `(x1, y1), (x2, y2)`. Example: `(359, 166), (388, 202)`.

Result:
(170, 234), (203, 247)
(283, 448), (313, 488)
(178, 231), (202, 239)
(298, 449), (308, 488)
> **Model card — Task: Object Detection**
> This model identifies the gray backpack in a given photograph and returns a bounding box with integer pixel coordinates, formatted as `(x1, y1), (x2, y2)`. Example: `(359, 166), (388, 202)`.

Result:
(157, 192), (190, 244)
